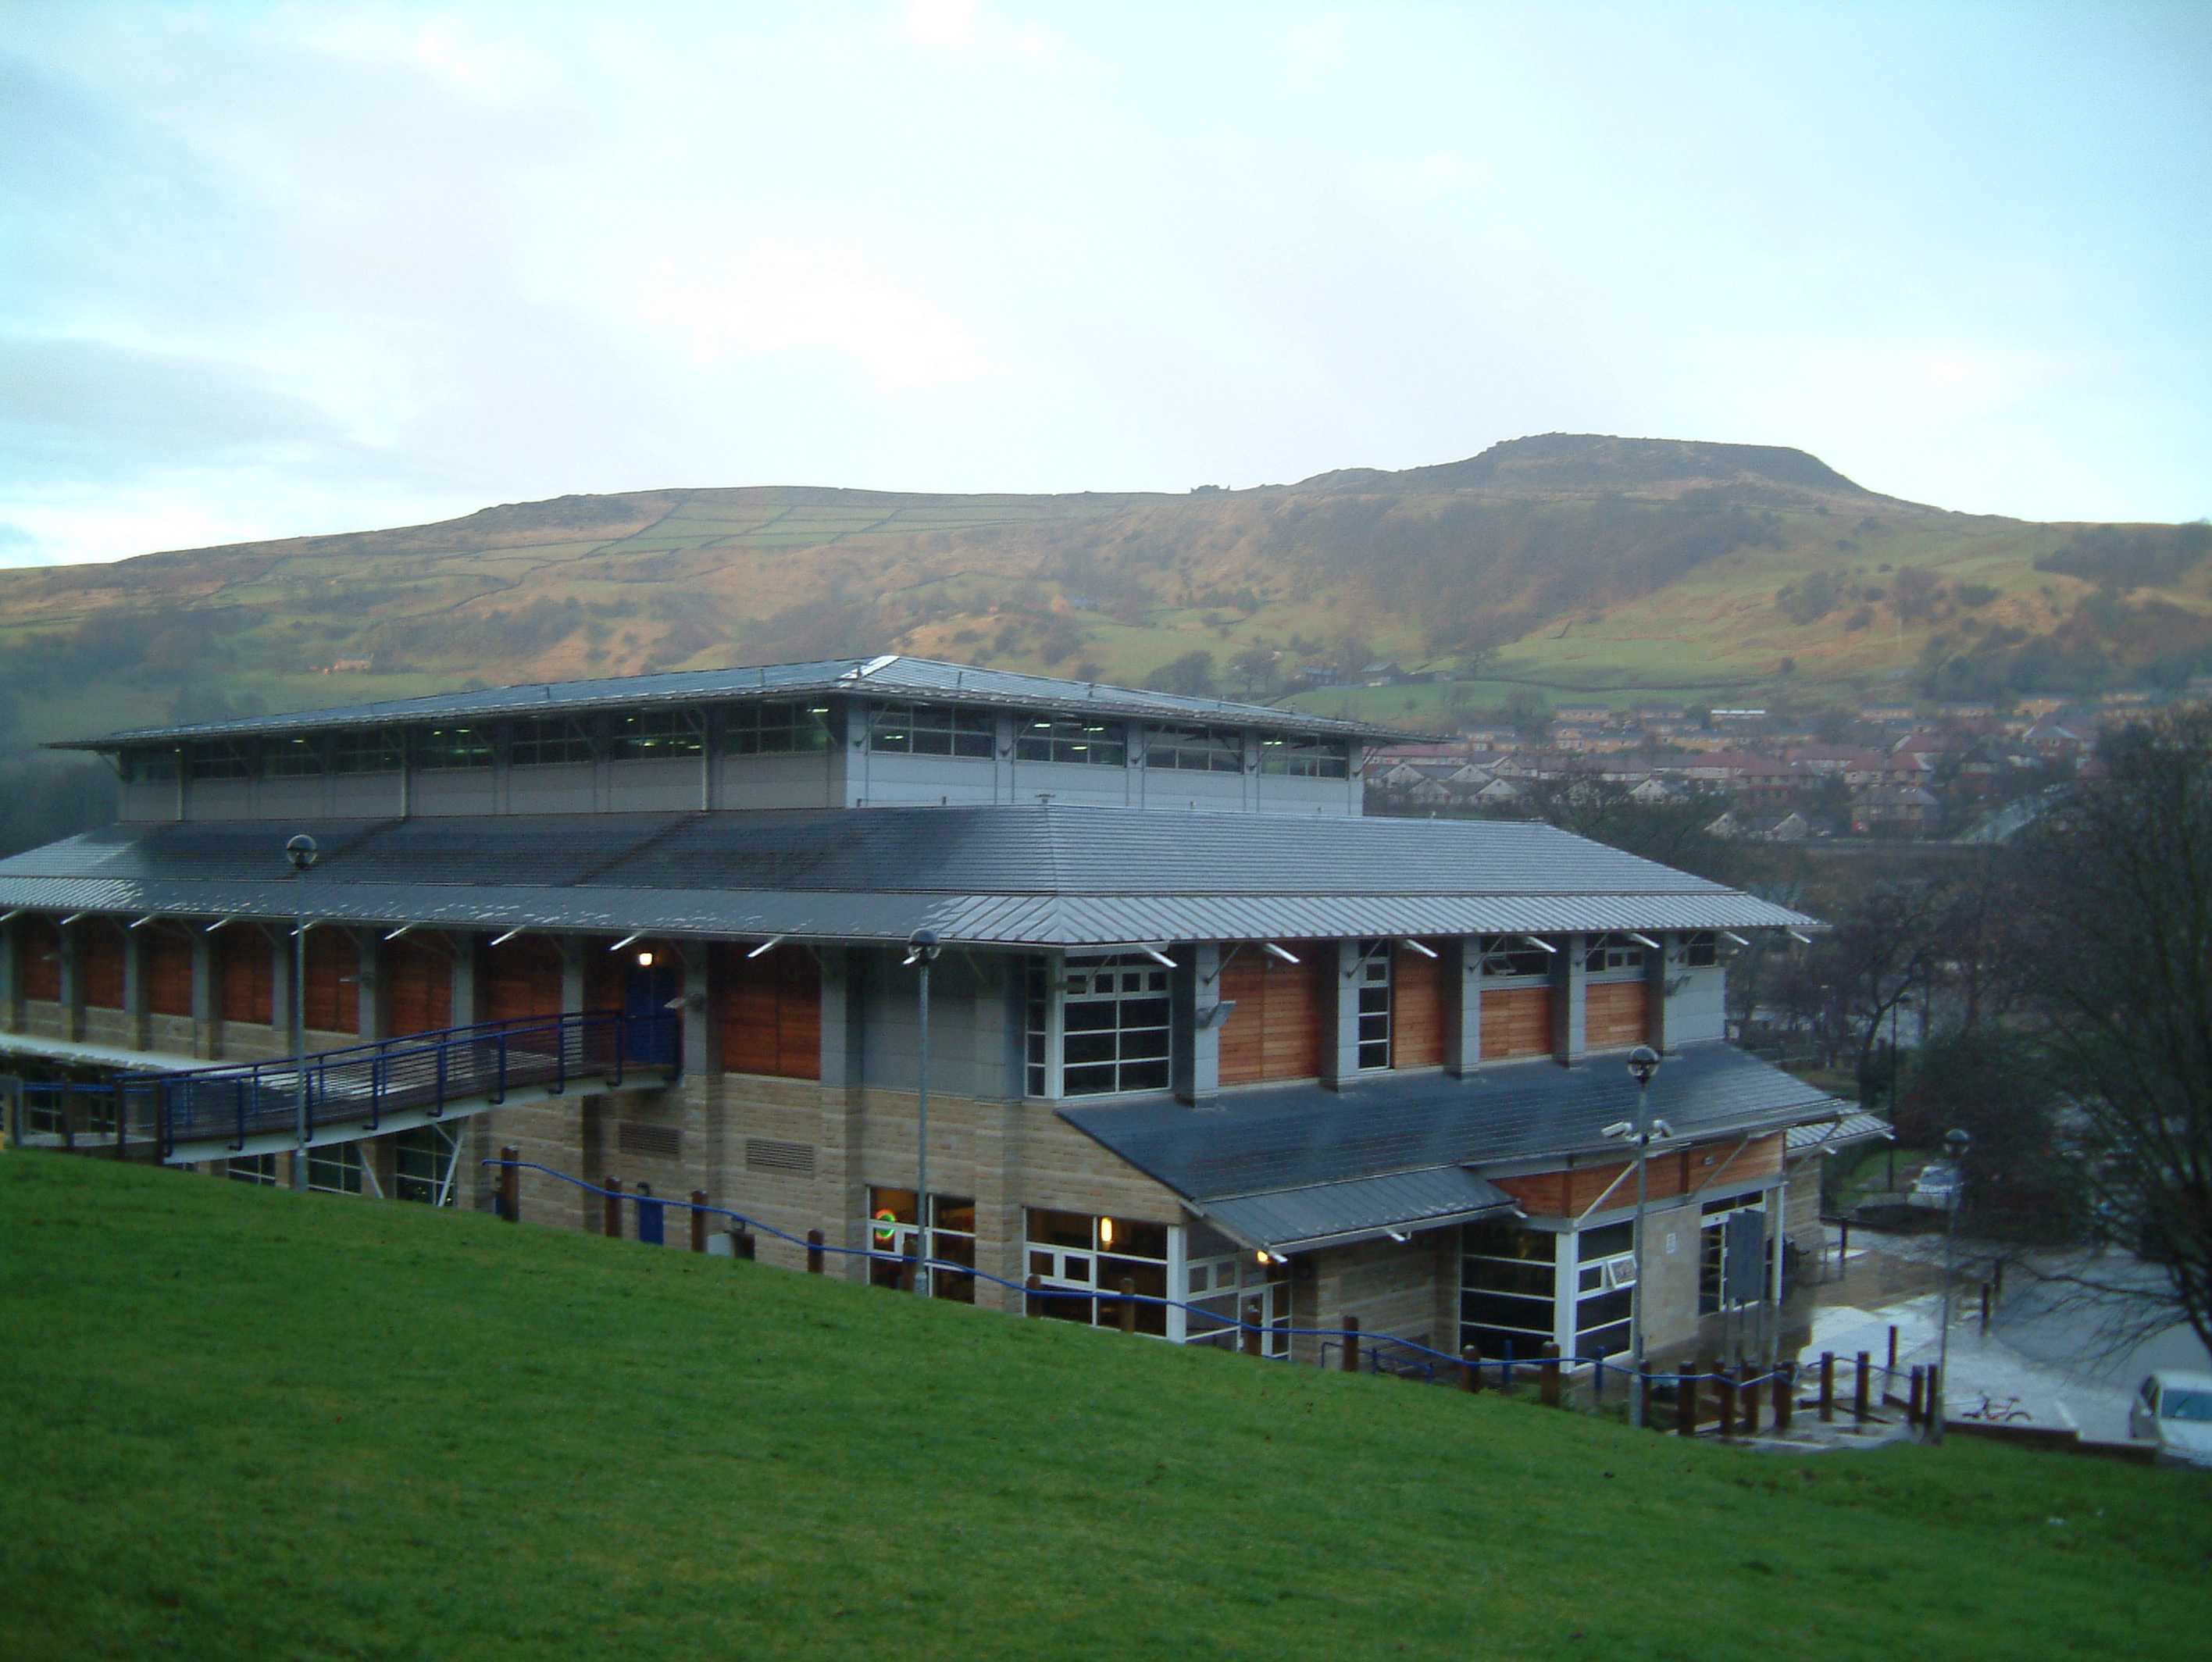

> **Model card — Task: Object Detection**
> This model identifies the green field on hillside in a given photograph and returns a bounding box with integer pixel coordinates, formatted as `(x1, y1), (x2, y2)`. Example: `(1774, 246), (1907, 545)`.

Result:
(2, 1154), (2205, 1660)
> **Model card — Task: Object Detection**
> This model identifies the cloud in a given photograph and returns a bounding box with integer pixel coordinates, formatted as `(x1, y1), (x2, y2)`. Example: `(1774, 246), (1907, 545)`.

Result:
(633, 240), (992, 393)
(0, 335), (402, 487)
(903, 0), (980, 51)
(0, 522), (45, 565)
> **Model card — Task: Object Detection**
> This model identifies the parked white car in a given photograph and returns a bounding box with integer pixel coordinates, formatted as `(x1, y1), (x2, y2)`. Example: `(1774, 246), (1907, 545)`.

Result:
(2128, 1370), (2212, 1467)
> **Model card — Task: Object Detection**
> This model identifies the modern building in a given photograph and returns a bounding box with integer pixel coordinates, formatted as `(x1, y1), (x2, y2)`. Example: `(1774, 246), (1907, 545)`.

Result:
(0, 655), (1849, 1368)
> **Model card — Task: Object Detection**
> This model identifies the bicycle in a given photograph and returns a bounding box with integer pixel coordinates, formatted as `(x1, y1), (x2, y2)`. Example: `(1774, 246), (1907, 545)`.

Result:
(1961, 1392), (2031, 1423)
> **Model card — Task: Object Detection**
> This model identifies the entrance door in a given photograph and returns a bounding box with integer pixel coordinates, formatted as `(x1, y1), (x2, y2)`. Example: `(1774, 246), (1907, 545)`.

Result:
(623, 956), (680, 1065)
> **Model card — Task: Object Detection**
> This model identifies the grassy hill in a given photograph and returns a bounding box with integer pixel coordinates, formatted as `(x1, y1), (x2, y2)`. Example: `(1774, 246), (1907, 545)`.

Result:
(2, 1151), (2207, 1660)
(2, 432), (2207, 848)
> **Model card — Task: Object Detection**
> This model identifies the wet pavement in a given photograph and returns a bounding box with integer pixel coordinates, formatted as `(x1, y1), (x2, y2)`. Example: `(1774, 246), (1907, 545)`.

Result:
(1797, 1226), (2211, 1446)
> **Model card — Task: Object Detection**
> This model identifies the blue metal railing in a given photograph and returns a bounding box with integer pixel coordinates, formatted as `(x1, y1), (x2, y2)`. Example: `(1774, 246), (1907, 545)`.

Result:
(15, 1009), (680, 1160)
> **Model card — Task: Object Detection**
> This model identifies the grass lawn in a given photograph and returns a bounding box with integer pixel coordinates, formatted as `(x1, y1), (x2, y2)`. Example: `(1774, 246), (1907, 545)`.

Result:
(3, 1155), (2207, 1660)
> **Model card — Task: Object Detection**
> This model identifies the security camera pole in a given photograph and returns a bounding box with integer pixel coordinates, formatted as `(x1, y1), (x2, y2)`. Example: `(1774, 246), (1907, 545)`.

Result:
(904, 929), (942, 1296)
(284, 833), (318, 1191)
(1625, 1043), (1662, 1427)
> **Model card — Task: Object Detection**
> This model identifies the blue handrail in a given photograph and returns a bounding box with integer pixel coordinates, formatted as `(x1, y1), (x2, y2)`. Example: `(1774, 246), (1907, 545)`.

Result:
(17, 1009), (680, 1159)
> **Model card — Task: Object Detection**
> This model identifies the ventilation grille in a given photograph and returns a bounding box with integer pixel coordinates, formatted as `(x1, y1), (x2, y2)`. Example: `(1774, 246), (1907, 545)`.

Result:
(617, 1122), (682, 1161)
(745, 1137), (816, 1177)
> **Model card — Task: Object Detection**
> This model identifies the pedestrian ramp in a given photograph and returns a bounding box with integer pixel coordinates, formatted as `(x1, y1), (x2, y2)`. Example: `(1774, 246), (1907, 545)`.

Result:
(3, 1009), (680, 1165)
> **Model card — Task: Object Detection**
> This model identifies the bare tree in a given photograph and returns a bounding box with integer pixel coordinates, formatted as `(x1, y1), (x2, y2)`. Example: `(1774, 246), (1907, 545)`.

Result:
(2014, 708), (2212, 1355)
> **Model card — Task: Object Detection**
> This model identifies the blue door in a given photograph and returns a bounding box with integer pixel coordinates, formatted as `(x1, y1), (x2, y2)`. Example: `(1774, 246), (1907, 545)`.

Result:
(634, 1182), (665, 1246)
(623, 958), (680, 1066)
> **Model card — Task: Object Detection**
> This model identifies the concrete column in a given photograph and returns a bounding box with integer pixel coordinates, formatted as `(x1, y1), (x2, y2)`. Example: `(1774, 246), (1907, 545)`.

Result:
(1, 915), (21, 1033)
(356, 930), (384, 1042)
(1551, 933), (1587, 1065)
(190, 929), (216, 1057)
(59, 923), (84, 1041)
(685, 941), (722, 1078)
(1321, 939), (1361, 1090)
(122, 926), (148, 1049)
(451, 933), (483, 1028)
(1647, 937), (1670, 1054)
(559, 936), (587, 1017)
(1176, 942), (1222, 1104)
(1445, 936), (1482, 1077)
(815, 946), (851, 1090)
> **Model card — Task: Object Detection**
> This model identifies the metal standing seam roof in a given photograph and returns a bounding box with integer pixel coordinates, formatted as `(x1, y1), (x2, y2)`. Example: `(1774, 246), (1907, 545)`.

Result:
(0, 807), (1822, 947)
(1784, 1111), (1894, 1155)
(1193, 1168), (1518, 1255)
(51, 654), (1420, 748)
(1058, 1043), (1849, 1205)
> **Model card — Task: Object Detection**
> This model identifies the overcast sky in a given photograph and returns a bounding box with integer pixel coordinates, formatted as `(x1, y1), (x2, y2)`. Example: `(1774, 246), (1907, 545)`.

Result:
(3, 1), (2207, 569)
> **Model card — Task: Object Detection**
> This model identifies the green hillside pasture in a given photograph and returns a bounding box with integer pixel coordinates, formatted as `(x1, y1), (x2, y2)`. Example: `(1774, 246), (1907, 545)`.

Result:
(2, 1154), (2204, 1661)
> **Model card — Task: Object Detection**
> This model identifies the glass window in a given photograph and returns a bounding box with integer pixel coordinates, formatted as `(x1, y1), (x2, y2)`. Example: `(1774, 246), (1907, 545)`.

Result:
(865, 1187), (976, 1303)
(1682, 931), (1718, 968)
(186, 742), (252, 781)
(331, 728), (403, 775)
(725, 701), (833, 755)
(394, 1124), (459, 1205)
(1461, 1222), (1560, 1362)
(510, 716), (594, 767)
(226, 1153), (279, 1186)
(264, 736), (326, 778)
(307, 1142), (364, 1197)
(1572, 1222), (1638, 1360)
(1059, 954), (1172, 1097)
(1025, 958), (1052, 1097)
(1014, 713), (1126, 766)
(125, 748), (180, 784)
(1356, 941), (1391, 1070)
(1480, 935), (1554, 979)
(1183, 1229), (1292, 1357)
(1258, 734), (1350, 778)
(415, 724), (494, 769)
(869, 701), (994, 758)
(1584, 933), (1647, 975)
(1023, 1207), (1170, 1336)
(1698, 1197), (1771, 1315)
(1145, 724), (1243, 772)
(612, 708), (702, 761)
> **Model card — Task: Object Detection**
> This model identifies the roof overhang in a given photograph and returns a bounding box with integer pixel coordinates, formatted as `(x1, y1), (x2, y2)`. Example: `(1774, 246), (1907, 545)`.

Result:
(1185, 1166), (1520, 1256)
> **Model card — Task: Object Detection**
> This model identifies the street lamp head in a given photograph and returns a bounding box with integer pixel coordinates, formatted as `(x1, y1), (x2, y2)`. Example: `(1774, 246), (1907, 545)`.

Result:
(284, 833), (318, 872)
(1626, 1044), (1661, 1087)
(1945, 1126), (1971, 1158)
(903, 927), (941, 967)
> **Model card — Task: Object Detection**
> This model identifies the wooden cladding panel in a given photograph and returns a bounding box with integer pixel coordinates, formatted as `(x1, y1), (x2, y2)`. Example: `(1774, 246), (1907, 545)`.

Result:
(1495, 1134), (1788, 1218)
(1392, 943), (1449, 1069)
(387, 937), (454, 1037)
(714, 945), (821, 1081)
(1479, 986), (1553, 1061)
(20, 918), (62, 1002)
(1218, 940), (1327, 1086)
(1585, 979), (1650, 1050)
(484, 935), (565, 1025)
(144, 931), (194, 1018)
(80, 925), (126, 1010)
(303, 929), (359, 1034)
(219, 933), (272, 1025)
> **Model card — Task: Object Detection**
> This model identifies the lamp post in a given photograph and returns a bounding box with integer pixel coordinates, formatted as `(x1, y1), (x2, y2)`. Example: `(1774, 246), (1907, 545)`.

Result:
(1625, 1043), (1662, 1427)
(285, 834), (318, 1193)
(904, 929), (941, 1297)
(1932, 1125), (1971, 1445)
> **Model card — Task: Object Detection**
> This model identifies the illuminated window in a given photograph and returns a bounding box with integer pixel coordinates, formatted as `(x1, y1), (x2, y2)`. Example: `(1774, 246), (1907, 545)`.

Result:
(864, 1187), (976, 1303)
(415, 725), (494, 769)
(510, 717), (594, 767)
(1025, 1208), (1169, 1335)
(611, 708), (702, 760)
(1014, 713), (1126, 766)
(331, 729), (403, 775)
(1144, 724), (1243, 772)
(1258, 734), (1349, 779)
(726, 701), (833, 755)
(264, 736), (326, 777)
(869, 701), (994, 758)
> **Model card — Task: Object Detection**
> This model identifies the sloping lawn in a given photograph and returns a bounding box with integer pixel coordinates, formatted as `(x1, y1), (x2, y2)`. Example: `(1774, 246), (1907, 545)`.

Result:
(2, 1154), (2204, 1660)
